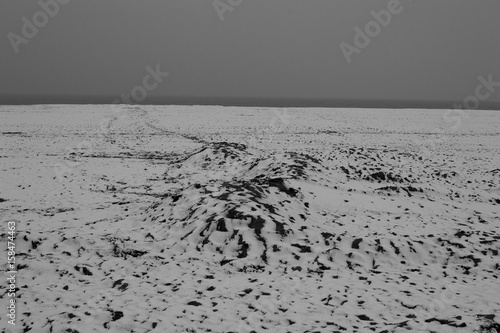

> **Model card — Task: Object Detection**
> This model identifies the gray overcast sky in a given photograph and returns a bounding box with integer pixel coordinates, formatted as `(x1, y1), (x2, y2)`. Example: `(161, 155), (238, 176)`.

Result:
(1, 0), (500, 106)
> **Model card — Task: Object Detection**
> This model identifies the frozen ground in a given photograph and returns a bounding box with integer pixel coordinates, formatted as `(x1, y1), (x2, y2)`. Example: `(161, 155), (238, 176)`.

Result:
(0, 105), (499, 333)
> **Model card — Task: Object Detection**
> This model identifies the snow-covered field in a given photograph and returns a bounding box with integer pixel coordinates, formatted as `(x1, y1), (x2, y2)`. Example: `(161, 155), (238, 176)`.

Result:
(1, 105), (499, 333)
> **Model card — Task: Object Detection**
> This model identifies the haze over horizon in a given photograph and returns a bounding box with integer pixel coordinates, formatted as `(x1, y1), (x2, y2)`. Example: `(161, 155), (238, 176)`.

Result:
(1, 0), (500, 109)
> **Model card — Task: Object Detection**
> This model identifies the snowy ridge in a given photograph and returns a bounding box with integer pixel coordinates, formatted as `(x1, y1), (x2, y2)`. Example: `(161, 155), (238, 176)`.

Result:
(139, 142), (499, 278)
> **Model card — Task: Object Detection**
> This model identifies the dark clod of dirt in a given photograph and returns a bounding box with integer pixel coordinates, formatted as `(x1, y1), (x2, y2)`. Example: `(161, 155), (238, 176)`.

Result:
(274, 221), (288, 237)
(1, 132), (24, 135)
(110, 310), (124, 321)
(216, 218), (228, 232)
(454, 230), (472, 238)
(74, 265), (93, 276)
(112, 279), (129, 291)
(112, 244), (147, 258)
(237, 235), (249, 259)
(357, 314), (372, 321)
(112, 279), (124, 288)
(267, 178), (299, 197)
(291, 243), (312, 253)
(220, 259), (235, 266)
(424, 317), (466, 328)
(476, 314), (496, 320)
(352, 238), (363, 249)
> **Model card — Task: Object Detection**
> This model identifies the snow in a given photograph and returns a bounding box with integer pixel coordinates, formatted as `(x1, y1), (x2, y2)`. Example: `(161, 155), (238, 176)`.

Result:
(0, 104), (499, 332)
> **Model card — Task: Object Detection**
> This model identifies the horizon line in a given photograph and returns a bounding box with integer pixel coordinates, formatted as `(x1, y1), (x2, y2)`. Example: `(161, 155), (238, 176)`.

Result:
(1, 95), (499, 111)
